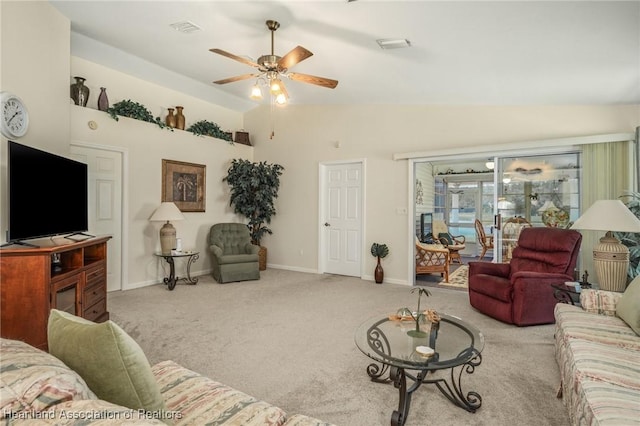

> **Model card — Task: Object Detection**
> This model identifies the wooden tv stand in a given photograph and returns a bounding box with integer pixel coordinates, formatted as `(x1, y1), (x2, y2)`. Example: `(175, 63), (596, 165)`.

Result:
(0, 235), (111, 350)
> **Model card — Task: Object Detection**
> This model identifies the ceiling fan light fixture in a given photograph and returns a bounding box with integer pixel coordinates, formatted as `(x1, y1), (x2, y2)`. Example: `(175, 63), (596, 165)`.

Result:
(270, 79), (282, 95)
(275, 93), (287, 105)
(376, 38), (411, 50)
(250, 83), (263, 100)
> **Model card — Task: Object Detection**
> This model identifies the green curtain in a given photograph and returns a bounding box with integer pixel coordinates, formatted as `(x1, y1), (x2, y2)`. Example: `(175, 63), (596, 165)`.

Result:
(579, 141), (634, 281)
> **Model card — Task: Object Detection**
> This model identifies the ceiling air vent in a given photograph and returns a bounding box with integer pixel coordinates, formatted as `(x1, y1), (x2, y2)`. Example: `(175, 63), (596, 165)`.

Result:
(169, 21), (202, 34)
(376, 38), (411, 50)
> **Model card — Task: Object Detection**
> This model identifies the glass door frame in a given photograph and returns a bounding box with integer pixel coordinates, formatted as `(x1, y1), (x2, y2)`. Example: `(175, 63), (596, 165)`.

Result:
(407, 132), (634, 286)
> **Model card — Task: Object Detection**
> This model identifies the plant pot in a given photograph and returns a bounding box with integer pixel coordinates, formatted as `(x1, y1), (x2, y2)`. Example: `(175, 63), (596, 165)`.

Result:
(258, 246), (267, 271)
(374, 258), (384, 283)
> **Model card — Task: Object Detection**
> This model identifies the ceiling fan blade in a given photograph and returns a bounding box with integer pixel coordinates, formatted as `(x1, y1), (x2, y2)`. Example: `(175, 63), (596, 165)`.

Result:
(277, 46), (313, 71)
(288, 73), (339, 89)
(213, 73), (259, 85)
(209, 48), (260, 68)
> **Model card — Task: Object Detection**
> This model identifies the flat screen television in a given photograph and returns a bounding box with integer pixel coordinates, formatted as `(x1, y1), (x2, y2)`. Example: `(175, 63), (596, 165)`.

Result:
(7, 141), (88, 243)
(419, 212), (433, 243)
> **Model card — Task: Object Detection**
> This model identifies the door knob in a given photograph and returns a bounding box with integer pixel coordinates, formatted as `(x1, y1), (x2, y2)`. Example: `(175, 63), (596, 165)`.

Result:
(324, 222), (331, 227)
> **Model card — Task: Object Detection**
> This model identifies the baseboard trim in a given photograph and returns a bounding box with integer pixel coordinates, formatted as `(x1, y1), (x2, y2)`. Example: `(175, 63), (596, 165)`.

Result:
(267, 263), (319, 274)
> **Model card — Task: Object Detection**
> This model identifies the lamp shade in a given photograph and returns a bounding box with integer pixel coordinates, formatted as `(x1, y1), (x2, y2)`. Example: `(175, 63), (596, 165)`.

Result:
(149, 202), (185, 222)
(570, 200), (640, 232)
(571, 199), (640, 292)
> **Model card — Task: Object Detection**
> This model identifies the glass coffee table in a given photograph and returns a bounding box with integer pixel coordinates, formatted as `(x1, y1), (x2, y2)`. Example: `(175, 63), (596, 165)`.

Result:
(355, 313), (484, 426)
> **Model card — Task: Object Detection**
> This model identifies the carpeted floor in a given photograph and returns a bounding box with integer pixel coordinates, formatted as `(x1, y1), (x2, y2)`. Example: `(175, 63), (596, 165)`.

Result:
(108, 269), (569, 426)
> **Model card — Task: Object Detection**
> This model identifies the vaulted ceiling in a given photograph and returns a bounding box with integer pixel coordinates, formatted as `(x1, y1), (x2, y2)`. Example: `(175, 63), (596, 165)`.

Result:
(51, 1), (640, 112)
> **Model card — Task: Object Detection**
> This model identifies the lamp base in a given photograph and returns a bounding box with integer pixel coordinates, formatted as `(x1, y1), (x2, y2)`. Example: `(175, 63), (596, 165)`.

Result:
(593, 232), (629, 292)
(159, 221), (176, 255)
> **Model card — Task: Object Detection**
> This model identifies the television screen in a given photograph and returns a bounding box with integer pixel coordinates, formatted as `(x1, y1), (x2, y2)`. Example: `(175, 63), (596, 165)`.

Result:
(8, 141), (88, 242)
(420, 213), (433, 243)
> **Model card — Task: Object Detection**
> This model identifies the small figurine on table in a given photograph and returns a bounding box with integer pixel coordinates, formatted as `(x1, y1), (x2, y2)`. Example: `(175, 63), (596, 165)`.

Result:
(580, 271), (592, 288)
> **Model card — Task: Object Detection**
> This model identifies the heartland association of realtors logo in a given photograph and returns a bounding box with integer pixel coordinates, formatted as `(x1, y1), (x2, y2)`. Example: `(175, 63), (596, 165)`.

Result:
(2, 409), (182, 421)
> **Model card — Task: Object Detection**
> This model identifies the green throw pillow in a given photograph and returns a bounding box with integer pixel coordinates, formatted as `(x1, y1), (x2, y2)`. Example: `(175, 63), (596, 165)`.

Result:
(438, 232), (453, 245)
(47, 310), (167, 414)
(616, 276), (640, 336)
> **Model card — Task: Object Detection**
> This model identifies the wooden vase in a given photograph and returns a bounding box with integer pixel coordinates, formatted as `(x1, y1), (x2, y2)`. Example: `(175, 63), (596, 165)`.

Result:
(175, 106), (185, 130)
(374, 257), (384, 284)
(97, 87), (109, 111)
(165, 108), (176, 128)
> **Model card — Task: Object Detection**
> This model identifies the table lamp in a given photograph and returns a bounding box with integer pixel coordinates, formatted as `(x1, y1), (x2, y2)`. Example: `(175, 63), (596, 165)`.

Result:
(571, 199), (640, 291)
(149, 202), (185, 255)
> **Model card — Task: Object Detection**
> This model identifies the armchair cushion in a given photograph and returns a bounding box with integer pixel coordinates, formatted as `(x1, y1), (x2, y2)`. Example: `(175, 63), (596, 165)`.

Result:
(617, 276), (640, 335)
(47, 310), (167, 414)
(438, 232), (453, 245)
(580, 289), (622, 316)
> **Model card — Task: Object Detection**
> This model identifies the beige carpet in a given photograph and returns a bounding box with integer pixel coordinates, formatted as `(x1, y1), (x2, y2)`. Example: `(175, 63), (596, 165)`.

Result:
(439, 265), (469, 288)
(108, 269), (569, 426)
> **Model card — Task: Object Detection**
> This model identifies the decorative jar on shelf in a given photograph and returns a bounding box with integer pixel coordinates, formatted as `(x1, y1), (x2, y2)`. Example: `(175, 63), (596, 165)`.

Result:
(165, 108), (176, 128)
(97, 87), (109, 111)
(70, 76), (90, 107)
(175, 106), (185, 130)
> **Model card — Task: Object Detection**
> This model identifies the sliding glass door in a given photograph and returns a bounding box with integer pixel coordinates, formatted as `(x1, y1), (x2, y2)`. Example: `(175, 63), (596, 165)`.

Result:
(494, 153), (581, 261)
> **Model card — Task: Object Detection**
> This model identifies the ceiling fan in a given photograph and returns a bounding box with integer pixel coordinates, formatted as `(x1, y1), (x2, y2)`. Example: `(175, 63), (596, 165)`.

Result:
(210, 20), (338, 103)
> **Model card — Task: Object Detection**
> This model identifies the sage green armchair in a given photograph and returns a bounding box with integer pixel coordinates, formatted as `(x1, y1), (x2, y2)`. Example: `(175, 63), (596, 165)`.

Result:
(209, 223), (260, 283)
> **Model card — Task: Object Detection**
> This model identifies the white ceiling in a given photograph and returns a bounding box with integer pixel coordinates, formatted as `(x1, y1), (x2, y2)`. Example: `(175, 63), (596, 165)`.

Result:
(50, 1), (640, 112)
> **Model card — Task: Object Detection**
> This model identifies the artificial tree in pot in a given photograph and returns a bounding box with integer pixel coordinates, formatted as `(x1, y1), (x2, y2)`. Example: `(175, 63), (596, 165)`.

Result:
(223, 159), (284, 270)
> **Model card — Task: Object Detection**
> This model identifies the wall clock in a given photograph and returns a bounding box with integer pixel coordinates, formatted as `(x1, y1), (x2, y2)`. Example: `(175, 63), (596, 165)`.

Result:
(1, 91), (30, 139)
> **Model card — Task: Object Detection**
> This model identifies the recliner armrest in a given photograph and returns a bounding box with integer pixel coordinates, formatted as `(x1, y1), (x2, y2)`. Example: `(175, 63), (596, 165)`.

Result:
(510, 271), (572, 282)
(469, 261), (510, 278)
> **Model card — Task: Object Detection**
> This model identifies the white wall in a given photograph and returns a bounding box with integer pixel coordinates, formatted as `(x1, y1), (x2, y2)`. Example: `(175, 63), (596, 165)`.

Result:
(3, 2), (639, 288)
(0, 2), (251, 289)
(246, 104), (640, 284)
(1, 1), (70, 243)
(69, 58), (252, 288)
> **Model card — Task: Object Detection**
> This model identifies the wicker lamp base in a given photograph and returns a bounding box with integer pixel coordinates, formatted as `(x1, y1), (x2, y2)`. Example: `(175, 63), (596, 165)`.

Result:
(593, 232), (629, 292)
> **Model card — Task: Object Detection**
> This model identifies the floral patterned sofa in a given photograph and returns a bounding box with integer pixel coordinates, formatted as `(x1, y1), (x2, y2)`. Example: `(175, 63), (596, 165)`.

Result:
(554, 284), (640, 425)
(0, 337), (333, 425)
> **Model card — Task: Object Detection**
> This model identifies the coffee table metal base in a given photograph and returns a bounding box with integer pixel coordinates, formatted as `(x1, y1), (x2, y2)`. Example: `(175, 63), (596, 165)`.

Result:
(366, 351), (482, 426)
(156, 252), (200, 290)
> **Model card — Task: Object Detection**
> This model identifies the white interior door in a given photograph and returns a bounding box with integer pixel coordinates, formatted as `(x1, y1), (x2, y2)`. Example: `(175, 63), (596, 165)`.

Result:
(70, 145), (123, 292)
(320, 162), (363, 277)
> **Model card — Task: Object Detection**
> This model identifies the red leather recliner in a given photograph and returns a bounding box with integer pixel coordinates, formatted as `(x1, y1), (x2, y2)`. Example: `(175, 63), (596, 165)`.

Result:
(468, 227), (582, 326)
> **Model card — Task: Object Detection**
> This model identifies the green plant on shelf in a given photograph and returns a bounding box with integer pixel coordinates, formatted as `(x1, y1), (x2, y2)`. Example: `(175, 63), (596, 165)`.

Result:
(186, 120), (233, 143)
(106, 100), (170, 130)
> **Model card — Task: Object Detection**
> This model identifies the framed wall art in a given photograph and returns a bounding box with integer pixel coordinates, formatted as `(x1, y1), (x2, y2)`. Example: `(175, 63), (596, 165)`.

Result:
(162, 159), (206, 212)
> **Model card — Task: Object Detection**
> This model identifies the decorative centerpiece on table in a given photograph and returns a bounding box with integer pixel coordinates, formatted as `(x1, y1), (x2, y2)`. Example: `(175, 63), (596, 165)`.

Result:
(390, 288), (441, 338)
